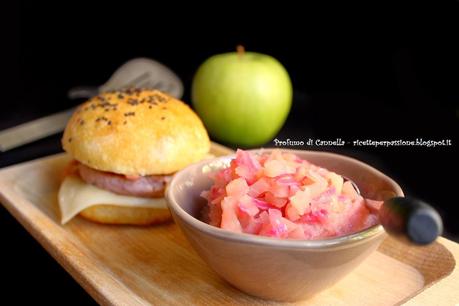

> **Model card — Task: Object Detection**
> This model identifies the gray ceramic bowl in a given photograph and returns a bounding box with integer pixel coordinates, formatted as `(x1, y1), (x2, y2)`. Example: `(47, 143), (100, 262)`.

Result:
(166, 149), (403, 301)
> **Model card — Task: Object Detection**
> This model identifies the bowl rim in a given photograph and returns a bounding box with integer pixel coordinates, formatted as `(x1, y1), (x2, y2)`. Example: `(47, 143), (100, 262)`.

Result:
(167, 149), (403, 250)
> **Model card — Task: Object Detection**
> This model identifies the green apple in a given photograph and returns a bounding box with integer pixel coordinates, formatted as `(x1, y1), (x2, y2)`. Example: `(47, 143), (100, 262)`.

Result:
(191, 47), (292, 147)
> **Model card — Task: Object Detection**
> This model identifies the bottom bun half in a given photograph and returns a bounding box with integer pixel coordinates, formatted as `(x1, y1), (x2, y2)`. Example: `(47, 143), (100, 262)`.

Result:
(80, 205), (171, 225)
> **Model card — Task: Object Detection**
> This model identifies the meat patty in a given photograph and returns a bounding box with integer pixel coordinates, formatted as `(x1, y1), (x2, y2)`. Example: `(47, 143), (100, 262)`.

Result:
(78, 163), (171, 198)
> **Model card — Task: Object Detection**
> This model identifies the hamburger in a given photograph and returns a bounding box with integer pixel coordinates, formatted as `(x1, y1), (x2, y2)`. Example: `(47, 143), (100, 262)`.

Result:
(58, 89), (210, 225)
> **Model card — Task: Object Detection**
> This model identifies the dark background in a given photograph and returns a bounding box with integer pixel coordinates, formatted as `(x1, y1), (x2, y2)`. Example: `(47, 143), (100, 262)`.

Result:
(1, 2), (458, 304)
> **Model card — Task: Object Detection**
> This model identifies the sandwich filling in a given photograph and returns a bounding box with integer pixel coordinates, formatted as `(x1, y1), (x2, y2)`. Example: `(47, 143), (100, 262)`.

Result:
(58, 161), (170, 224)
(78, 163), (171, 198)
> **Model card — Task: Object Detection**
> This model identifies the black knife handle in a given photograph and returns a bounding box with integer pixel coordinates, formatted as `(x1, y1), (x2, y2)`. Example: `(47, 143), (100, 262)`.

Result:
(379, 197), (443, 245)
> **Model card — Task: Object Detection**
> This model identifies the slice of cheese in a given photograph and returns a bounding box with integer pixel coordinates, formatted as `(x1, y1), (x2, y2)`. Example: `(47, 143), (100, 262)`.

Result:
(58, 176), (168, 224)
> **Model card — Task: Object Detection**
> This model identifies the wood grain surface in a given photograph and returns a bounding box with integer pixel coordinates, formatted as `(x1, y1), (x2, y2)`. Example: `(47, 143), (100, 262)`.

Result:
(0, 143), (457, 305)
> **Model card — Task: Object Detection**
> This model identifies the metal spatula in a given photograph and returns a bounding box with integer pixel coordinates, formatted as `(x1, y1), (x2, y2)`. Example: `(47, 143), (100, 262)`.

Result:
(0, 58), (184, 152)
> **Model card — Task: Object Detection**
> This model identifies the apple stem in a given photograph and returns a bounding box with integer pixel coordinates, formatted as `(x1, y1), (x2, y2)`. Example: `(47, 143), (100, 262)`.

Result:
(237, 45), (245, 59)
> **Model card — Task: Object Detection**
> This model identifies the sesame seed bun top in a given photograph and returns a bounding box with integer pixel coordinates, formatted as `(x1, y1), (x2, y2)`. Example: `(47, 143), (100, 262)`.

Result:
(62, 89), (210, 175)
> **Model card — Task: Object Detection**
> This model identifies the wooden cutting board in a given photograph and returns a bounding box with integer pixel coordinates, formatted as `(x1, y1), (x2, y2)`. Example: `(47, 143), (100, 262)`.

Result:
(0, 142), (458, 305)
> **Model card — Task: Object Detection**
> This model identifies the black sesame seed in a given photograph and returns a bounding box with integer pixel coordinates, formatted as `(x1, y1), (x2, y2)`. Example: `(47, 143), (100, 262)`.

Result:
(127, 98), (139, 105)
(96, 116), (108, 122)
(98, 101), (117, 109)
